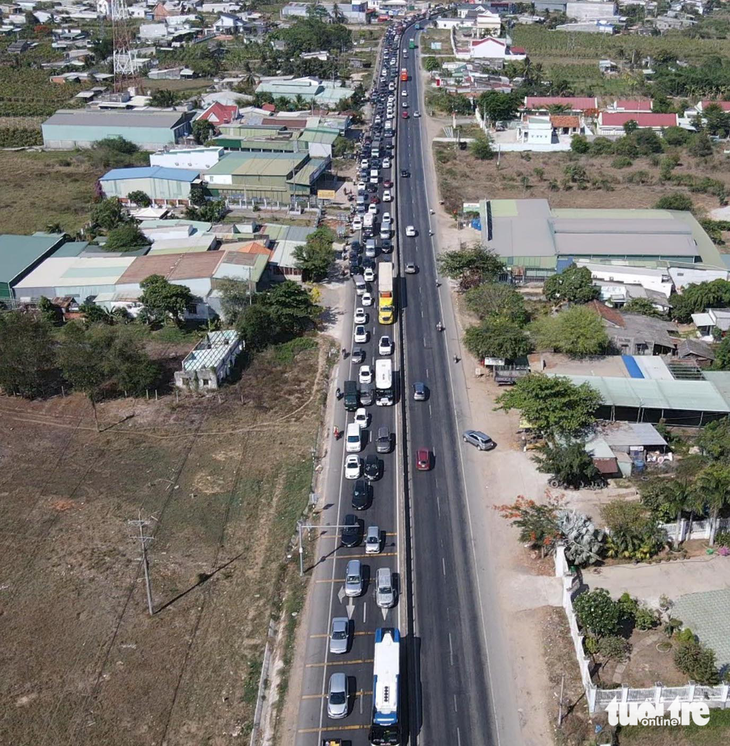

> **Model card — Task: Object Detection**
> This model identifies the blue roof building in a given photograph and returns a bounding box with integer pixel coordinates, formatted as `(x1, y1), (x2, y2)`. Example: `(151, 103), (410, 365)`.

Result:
(99, 166), (200, 206)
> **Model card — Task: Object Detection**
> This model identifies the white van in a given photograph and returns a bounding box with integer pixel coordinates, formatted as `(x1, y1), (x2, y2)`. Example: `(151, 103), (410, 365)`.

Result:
(353, 274), (367, 295)
(346, 423), (363, 453)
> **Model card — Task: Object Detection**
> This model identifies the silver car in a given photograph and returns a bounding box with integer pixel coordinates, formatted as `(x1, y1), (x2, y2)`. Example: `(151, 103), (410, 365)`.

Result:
(375, 567), (395, 609)
(365, 525), (381, 554)
(463, 429), (495, 451)
(327, 672), (349, 719)
(329, 617), (350, 654)
(344, 559), (363, 597)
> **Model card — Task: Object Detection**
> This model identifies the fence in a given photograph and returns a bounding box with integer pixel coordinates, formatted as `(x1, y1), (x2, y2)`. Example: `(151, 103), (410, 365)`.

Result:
(659, 517), (730, 543)
(554, 546), (730, 714)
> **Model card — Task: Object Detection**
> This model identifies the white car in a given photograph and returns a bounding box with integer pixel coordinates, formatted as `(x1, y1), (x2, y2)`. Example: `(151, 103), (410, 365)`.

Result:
(345, 455), (362, 480)
(359, 365), (372, 384)
(405, 225), (416, 237)
(360, 159), (369, 168)
(368, 203), (378, 215)
(354, 325), (368, 343)
(354, 307), (367, 324)
(354, 407), (369, 429)
(363, 267), (375, 282)
(382, 158), (391, 169)
(401, 101), (408, 108)
(382, 212), (392, 225)
(352, 217), (363, 231)
(356, 181), (366, 191)
(382, 189), (392, 202)
(414, 111), (421, 117)
(401, 89), (407, 96)
(378, 336), (394, 356)
(362, 292), (374, 307)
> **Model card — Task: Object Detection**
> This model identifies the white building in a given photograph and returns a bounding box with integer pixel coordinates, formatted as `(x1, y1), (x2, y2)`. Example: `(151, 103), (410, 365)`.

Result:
(213, 11), (245, 31)
(576, 261), (674, 297)
(174, 330), (244, 390)
(669, 266), (730, 292)
(150, 146), (224, 170)
(691, 308), (730, 340)
(566, 0), (619, 20)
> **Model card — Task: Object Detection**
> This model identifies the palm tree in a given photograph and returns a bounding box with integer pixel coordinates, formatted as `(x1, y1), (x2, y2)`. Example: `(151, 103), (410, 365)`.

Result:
(695, 464), (730, 545)
(659, 479), (693, 545)
(293, 93), (307, 111)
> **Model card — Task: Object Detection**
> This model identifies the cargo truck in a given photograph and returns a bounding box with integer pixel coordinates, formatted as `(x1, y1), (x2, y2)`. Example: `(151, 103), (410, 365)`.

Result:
(378, 262), (395, 325)
(344, 380), (359, 411)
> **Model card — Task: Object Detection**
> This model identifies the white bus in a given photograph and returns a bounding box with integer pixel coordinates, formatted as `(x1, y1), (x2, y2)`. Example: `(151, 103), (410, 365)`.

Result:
(369, 627), (401, 745)
(375, 358), (394, 406)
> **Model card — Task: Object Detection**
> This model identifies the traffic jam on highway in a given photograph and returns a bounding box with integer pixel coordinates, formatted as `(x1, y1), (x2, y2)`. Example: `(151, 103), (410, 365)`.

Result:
(296, 19), (426, 746)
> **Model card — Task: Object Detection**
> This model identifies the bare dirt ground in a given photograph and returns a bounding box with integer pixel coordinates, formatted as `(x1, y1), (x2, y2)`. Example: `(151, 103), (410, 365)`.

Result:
(432, 142), (727, 217)
(0, 339), (330, 746)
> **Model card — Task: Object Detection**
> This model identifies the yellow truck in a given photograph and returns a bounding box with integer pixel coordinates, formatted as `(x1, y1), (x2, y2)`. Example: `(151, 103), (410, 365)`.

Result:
(378, 261), (395, 325)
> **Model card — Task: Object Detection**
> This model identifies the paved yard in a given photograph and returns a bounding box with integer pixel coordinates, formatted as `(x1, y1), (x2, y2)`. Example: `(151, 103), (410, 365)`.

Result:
(674, 589), (730, 668)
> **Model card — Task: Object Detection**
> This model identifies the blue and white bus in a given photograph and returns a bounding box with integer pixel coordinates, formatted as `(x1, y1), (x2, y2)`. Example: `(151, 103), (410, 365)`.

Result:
(369, 627), (401, 745)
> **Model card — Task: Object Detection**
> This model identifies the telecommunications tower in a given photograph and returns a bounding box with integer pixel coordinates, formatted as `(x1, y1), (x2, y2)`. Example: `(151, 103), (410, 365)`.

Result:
(110, 0), (140, 91)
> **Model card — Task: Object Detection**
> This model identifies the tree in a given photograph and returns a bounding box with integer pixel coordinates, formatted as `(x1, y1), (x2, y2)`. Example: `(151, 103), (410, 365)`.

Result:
(477, 91), (521, 123)
(236, 304), (278, 350)
(530, 306), (609, 357)
(623, 119), (639, 135)
(149, 89), (177, 107)
(90, 198), (128, 231)
(674, 638), (720, 685)
(702, 103), (730, 138)
(663, 125), (690, 146)
(536, 440), (599, 489)
(695, 417), (730, 462)
(464, 282), (528, 325)
(622, 297), (662, 317)
(94, 136), (139, 155)
(192, 119), (215, 145)
(104, 223), (151, 251)
(79, 300), (113, 325)
(570, 134), (590, 154)
(139, 274), (194, 325)
(423, 56), (440, 72)
(495, 374), (601, 437)
(38, 296), (63, 325)
(332, 135), (354, 158)
(185, 199), (227, 223)
(126, 190), (151, 207)
(633, 128), (663, 155)
(496, 495), (561, 557)
(217, 277), (252, 324)
(596, 635), (632, 670)
(463, 318), (532, 361)
(695, 463), (730, 545)
(293, 226), (336, 282)
(470, 135), (494, 161)
(641, 478), (694, 545)
(713, 336), (730, 370)
(0, 312), (58, 398)
(56, 322), (107, 406)
(263, 280), (319, 337)
(437, 246), (503, 290)
(189, 183), (208, 207)
(602, 500), (667, 560)
(573, 588), (622, 638)
(669, 279), (730, 322)
(688, 132), (714, 158)
(543, 264), (599, 304)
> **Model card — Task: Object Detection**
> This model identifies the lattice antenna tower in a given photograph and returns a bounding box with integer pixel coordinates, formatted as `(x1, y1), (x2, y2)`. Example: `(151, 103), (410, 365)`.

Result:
(111, 0), (140, 92)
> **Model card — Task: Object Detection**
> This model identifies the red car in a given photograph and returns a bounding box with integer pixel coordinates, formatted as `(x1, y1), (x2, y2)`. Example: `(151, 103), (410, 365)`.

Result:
(383, 179), (393, 188)
(370, 196), (380, 204)
(416, 448), (431, 471)
(401, 111), (409, 119)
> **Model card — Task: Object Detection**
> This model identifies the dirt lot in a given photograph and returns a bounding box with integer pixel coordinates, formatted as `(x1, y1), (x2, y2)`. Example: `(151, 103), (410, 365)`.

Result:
(432, 142), (729, 218)
(0, 338), (330, 746)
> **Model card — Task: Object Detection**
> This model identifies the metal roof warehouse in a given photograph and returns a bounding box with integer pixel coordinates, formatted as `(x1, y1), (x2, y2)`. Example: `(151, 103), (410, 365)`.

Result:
(0, 233), (66, 298)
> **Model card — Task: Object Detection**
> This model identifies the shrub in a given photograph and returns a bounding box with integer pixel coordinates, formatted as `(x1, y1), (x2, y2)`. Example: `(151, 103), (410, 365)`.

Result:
(655, 193), (694, 211)
(612, 155), (633, 169)
(574, 588), (622, 638)
(635, 606), (659, 630)
(674, 639), (720, 685)
(714, 529), (730, 548)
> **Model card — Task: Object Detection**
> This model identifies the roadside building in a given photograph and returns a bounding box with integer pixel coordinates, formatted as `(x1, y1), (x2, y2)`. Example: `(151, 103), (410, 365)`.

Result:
(174, 330), (244, 390)
(196, 101), (239, 126)
(668, 266), (730, 291)
(212, 124), (339, 158)
(607, 98), (653, 112)
(576, 261), (673, 297)
(471, 198), (723, 280)
(566, 0), (619, 20)
(99, 166), (199, 206)
(597, 111), (678, 136)
(585, 421), (668, 477)
(676, 339), (716, 367)
(0, 233), (66, 299)
(255, 77), (354, 108)
(42, 109), (194, 150)
(150, 146), (224, 171)
(202, 151), (330, 205)
(586, 301), (680, 355)
(691, 308), (730, 340)
(522, 96), (598, 116)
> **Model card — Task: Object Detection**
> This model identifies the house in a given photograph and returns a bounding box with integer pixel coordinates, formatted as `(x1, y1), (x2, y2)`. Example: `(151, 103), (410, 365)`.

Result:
(0, 233), (66, 299)
(523, 96), (598, 116)
(150, 145), (224, 170)
(585, 422), (668, 478)
(599, 59), (619, 74)
(474, 10), (502, 36)
(213, 11), (245, 32)
(174, 330), (244, 390)
(676, 339), (715, 367)
(597, 111), (678, 136)
(668, 266), (730, 292)
(7, 39), (31, 53)
(463, 37), (526, 64)
(42, 109), (194, 150)
(557, 19), (618, 32)
(587, 301), (680, 355)
(99, 166), (200, 206)
(196, 101), (239, 125)
(696, 100), (730, 114)
(608, 98), (653, 112)
(595, 281), (672, 312)
(576, 261), (674, 297)
(691, 308), (730, 340)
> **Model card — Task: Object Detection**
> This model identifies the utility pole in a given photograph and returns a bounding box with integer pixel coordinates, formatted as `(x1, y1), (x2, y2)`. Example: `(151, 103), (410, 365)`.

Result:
(129, 512), (155, 615)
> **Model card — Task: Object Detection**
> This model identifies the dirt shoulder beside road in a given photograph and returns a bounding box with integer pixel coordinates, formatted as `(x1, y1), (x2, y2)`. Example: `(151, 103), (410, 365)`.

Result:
(0, 339), (329, 746)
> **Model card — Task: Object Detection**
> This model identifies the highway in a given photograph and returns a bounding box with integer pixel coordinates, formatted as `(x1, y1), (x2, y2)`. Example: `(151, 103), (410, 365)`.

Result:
(293, 17), (507, 746)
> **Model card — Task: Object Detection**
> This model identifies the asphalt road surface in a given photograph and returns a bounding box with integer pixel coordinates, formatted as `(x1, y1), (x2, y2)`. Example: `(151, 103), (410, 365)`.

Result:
(293, 18), (510, 746)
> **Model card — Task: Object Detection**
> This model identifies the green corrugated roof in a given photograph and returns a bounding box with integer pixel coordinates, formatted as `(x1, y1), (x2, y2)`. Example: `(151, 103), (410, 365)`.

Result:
(297, 128), (339, 144)
(287, 158), (327, 186)
(0, 234), (63, 285)
(50, 241), (89, 258)
(206, 151), (307, 178)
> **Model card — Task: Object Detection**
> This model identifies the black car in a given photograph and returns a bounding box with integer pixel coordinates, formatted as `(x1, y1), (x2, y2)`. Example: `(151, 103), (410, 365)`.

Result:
(365, 183), (378, 193)
(364, 455), (382, 482)
(350, 240), (362, 254)
(341, 514), (363, 546)
(352, 479), (372, 510)
(401, 169), (410, 178)
(381, 239), (393, 253)
(362, 257), (375, 270)
(351, 347), (366, 364)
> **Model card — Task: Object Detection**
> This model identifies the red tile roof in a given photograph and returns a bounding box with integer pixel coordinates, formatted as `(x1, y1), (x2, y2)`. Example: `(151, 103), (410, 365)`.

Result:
(550, 115), (580, 128)
(525, 96), (597, 110)
(615, 98), (652, 112)
(600, 112), (677, 127)
(586, 300), (625, 327)
(117, 251), (226, 285)
(511, 46), (526, 54)
(702, 100), (730, 112)
(261, 117), (308, 129)
(261, 103), (276, 112)
(199, 102), (239, 125)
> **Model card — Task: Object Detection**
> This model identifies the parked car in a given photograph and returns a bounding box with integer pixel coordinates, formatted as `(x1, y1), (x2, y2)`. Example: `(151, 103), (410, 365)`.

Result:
(383, 189), (392, 202)
(327, 672), (349, 719)
(329, 617), (351, 654)
(365, 525), (381, 554)
(463, 430), (495, 451)
(341, 514), (363, 546)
